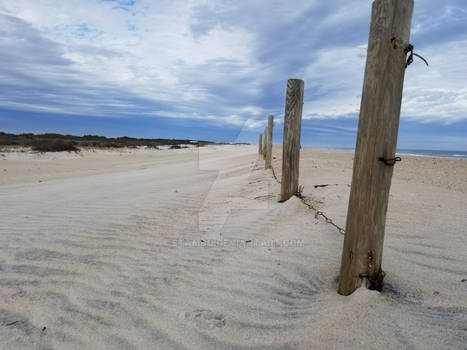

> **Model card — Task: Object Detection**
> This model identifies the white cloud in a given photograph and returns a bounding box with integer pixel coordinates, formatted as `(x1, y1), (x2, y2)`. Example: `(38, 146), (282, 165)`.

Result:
(0, 0), (264, 124)
(0, 0), (466, 128)
(301, 44), (367, 119)
(402, 39), (467, 123)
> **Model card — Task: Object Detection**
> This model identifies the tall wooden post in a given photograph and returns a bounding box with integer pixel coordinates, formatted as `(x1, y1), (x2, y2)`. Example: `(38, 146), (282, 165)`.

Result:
(265, 115), (274, 169)
(259, 134), (263, 155)
(338, 0), (414, 296)
(262, 127), (268, 160)
(280, 79), (304, 202)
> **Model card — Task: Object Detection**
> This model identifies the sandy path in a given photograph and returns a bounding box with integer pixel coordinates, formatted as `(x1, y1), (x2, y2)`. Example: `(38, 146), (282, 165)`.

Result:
(0, 145), (466, 349)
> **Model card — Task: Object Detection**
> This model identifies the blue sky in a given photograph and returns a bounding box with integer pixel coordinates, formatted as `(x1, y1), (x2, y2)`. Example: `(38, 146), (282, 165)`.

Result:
(0, 0), (466, 150)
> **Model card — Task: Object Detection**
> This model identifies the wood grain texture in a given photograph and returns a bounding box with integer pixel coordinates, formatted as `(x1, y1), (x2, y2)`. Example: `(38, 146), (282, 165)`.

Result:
(338, 0), (414, 296)
(265, 115), (274, 169)
(280, 79), (304, 202)
(258, 134), (263, 155)
(263, 127), (268, 160)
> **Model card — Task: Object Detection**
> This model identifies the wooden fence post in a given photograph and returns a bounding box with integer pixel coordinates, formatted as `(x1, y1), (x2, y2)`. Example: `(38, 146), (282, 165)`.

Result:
(338, 0), (414, 296)
(265, 115), (274, 169)
(280, 79), (304, 202)
(258, 134), (263, 155)
(263, 127), (268, 160)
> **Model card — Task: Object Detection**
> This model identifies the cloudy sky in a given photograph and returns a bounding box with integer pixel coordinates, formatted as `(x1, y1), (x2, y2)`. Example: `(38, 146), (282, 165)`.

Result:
(0, 0), (466, 149)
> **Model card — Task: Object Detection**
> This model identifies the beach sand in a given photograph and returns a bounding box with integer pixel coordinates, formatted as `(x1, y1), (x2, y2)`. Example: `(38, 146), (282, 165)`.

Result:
(0, 145), (466, 349)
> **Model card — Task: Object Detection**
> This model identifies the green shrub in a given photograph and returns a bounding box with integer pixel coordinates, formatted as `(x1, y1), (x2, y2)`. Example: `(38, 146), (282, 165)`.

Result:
(31, 139), (79, 152)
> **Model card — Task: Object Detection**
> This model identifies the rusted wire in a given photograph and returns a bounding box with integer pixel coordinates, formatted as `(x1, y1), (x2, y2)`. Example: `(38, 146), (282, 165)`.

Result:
(405, 44), (429, 68)
(378, 156), (401, 166)
(269, 163), (345, 235)
(302, 199), (346, 235)
(270, 165), (281, 184)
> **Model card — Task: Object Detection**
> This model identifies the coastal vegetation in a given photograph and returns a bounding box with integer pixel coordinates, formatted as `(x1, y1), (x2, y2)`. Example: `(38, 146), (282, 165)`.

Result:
(0, 131), (219, 152)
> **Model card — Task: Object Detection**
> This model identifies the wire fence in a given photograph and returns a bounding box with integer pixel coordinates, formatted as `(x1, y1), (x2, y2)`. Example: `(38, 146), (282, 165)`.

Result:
(269, 162), (346, 236)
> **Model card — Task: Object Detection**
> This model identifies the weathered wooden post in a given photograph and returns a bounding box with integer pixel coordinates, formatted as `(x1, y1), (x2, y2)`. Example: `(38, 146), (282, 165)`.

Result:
(259, 133), (263, 156)
(265, 115), (274, 169)
(338, 0), (414, 296)
(280, 79), (304, 202)
(262, 127), (268, 160)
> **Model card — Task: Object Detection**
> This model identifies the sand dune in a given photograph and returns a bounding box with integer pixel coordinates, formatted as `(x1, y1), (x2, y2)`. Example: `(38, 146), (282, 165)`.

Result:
(0, 145), (466, 349)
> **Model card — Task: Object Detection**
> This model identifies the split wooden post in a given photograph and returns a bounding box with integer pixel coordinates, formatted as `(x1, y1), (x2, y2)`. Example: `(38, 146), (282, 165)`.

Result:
(338, 0), (414, 296)
(258, 134), (263, 155)
(280, 79), (304, 202)
(265, 115), (274, 169)
(262, 127), (268, 160)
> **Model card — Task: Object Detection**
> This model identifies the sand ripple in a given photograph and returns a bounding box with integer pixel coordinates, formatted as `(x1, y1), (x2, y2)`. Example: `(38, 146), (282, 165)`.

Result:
(1, 146), (465, 349)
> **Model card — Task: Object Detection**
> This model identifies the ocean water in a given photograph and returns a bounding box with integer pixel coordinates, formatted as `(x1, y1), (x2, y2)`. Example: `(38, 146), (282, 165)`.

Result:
(396, 149), (467, 159)
(330, 147), (467, 159)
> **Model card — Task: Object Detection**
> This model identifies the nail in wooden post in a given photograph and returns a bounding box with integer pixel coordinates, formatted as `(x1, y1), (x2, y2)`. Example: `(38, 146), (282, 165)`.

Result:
(262, 127), (268, 160)
(338, 0), (414, 296)
(258, 134), (263, 155)
(265, 115), (274, 169)
(280, 79), (304, 202)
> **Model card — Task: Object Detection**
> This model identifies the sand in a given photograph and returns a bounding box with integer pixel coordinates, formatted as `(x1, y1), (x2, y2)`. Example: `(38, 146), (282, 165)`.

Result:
(0, 145), (466, 349)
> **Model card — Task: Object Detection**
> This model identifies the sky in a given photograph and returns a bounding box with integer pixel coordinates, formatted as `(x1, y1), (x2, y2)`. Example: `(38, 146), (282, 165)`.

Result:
(0, 0), (466, 150)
